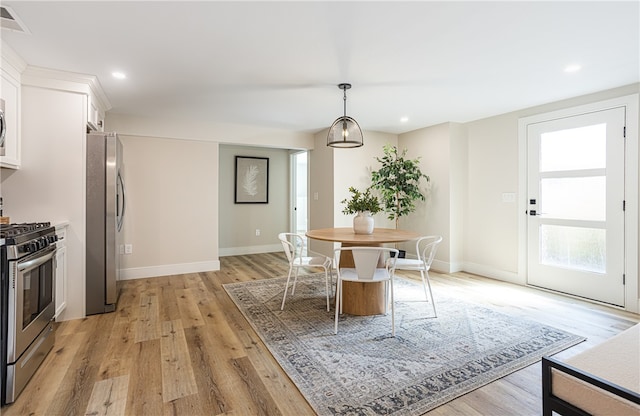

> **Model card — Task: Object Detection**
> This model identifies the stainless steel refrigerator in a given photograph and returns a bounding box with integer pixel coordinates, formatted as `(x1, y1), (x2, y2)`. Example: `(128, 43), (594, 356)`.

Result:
(86, 132), (125, 315)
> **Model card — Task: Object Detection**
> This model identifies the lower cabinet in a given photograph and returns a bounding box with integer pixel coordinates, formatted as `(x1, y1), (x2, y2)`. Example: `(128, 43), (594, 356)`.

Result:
(55, 224), (68, 319)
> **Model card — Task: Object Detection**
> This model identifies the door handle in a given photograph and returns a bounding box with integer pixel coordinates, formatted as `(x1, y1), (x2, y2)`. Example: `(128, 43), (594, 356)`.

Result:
(117, 171), (126, 232)
(18, 248), (56, 272)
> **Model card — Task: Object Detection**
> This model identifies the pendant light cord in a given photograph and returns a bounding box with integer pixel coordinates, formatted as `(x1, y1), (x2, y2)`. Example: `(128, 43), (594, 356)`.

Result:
(343, 86), (347, 117)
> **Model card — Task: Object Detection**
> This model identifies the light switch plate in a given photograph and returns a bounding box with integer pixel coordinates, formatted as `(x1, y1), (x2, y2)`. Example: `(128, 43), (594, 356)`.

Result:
(502, 192), (516, 203)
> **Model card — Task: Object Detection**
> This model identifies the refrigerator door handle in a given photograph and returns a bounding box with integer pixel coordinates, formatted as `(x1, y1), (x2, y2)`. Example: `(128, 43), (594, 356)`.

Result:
(117, 171), (126, 232)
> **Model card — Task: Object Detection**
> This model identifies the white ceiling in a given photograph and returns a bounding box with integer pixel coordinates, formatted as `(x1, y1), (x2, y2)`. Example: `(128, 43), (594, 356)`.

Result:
(1, 1), (638, 135)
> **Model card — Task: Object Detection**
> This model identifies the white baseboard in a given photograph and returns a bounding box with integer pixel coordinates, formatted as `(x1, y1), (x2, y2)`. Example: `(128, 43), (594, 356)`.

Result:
(119, 244), (280, 281)
(54, 302), (66, 320)
(390, 257), (457, 274)
(219, 244), (282, 257)
(430, 259), (451, 274)
(432, 259), (466, 274)
(120, 260), (220, 280)
(461, 261), (524, 285)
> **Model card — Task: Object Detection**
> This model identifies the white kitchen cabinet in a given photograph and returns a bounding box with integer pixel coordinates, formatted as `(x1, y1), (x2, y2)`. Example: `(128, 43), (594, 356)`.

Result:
(54, 223), (68, 319)
(87, 94), (104, 132)
(0, 67), (21, 168)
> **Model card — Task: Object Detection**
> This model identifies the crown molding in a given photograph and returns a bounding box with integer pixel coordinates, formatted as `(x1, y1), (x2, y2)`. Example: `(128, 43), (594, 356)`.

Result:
(1, 40), (27, 79)
(21, 65), (111, 111)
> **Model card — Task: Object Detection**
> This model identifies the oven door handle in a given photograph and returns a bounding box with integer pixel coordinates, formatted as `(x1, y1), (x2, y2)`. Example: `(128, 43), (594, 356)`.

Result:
(18, 248), (56, 272)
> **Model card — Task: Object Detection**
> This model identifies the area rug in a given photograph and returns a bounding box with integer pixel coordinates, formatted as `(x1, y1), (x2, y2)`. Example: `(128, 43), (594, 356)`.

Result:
(223, 274), (584, 415)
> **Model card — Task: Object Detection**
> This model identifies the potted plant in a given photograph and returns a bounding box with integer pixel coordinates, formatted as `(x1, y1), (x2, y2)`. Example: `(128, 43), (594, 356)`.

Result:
(371, 144), (430, 254)
(341, 186), (381, 234)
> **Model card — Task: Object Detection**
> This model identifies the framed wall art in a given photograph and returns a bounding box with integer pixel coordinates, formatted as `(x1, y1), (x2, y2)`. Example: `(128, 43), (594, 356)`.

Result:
(235, 156), (269, 203)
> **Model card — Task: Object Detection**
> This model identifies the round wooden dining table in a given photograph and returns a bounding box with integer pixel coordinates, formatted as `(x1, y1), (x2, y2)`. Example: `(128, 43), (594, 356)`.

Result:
(306, 227), (420, 316)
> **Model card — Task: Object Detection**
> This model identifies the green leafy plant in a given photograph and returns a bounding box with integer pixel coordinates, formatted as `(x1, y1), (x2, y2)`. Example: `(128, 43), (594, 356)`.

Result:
(341, 186), (381, 215)
(371, 144), (430, 228)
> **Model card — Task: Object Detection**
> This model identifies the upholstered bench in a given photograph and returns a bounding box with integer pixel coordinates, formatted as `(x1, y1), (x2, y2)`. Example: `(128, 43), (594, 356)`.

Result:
(542, 324), (640, 416)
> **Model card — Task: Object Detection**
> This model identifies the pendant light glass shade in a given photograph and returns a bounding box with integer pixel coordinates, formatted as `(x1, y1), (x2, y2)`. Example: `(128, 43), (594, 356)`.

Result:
(327, 83), (364, 148)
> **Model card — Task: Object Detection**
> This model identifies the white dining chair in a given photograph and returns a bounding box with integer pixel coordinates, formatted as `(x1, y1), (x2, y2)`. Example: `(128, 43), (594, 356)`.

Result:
(279, 233), (333, 311)
(334, 246), (399, 336)
(389, 235), (442, 317)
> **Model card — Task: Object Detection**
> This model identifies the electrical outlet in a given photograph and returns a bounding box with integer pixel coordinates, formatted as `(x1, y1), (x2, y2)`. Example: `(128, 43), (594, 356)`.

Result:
(255, 229), (261, 236)
(119, 244), (125, 255)
(125, 244), (133, 254)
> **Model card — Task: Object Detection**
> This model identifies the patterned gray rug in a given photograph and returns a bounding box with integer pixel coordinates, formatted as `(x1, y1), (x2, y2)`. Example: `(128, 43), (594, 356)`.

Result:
(223, 274), (584, 415)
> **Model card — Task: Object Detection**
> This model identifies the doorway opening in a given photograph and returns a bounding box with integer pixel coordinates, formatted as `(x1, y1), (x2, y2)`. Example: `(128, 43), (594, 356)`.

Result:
(291, 151), (308, 252)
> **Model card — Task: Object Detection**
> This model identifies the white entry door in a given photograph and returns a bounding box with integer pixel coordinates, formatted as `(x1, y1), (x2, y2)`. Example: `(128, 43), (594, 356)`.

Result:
(527, 107), (626, 306)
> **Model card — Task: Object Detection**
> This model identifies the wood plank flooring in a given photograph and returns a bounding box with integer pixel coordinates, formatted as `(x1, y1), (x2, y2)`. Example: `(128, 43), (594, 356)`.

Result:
(3, 252), (638, 415)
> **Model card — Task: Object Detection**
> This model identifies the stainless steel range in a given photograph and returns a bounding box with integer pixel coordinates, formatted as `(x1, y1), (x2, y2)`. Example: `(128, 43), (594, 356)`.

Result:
(0, 222), (58, 405)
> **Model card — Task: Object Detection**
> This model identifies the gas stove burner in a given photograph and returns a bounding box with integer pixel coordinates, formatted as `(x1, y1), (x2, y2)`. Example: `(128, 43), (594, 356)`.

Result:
(0, 222), (52, 239)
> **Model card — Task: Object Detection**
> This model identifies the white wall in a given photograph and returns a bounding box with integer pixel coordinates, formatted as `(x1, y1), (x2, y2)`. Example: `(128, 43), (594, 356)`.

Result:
(308, 130), (335, 256)
(0, 86), (87, 320)
(449, 122), (467, 272)
(399, 123), (459, 272)
(117, 134), (219, 279)
(462, 83), (640, 289)
(464, 113), (520, 280)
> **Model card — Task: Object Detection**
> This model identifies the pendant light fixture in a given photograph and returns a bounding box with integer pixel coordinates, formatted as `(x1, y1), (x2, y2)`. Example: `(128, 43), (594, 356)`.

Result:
(327, 83), (364, 148)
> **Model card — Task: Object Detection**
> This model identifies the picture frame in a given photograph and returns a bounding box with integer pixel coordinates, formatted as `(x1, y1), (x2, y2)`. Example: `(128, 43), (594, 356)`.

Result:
(235, 156), (269, 204)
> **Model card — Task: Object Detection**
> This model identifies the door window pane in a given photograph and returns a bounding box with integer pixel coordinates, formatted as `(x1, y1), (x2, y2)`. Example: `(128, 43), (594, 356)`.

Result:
(540, 177), (605, 221)
(540, 124), (606, 172)
(540, 225), (605, 273)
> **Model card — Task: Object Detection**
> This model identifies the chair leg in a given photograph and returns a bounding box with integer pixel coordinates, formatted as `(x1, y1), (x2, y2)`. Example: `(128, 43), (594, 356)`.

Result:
(291, 268), (300, 295)
(280, 267), (294, 310)
(330, 269), (337, 299)
(420, 270), (429, 300)
(390, 280), (395, 337)
(383, 279), (389, 315)
(334, 279), (341, 334)
(324, 268), (330, 311)
(339, 281), (344, 314)
(422, 270), (437, 318)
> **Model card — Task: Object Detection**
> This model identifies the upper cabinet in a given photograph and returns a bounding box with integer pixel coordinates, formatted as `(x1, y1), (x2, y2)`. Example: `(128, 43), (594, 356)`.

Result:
(1, 44), (24, 169)
(87, 93), (105, 132)
(1, 42), (110, 169)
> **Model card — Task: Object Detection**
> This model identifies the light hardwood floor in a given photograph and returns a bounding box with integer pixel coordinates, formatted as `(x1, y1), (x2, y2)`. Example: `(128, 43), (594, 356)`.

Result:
(3, 252), (638, 415)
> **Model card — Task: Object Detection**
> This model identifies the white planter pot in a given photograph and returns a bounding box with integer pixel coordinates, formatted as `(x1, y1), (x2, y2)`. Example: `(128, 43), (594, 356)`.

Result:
(353, 211), (374, 234)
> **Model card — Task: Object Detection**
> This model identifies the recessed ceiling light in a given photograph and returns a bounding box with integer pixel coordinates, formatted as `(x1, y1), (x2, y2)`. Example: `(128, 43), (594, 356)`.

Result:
(112, 71), (126, 80)
(400, 116), (409, 123)
(564, 64), (581, 73)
